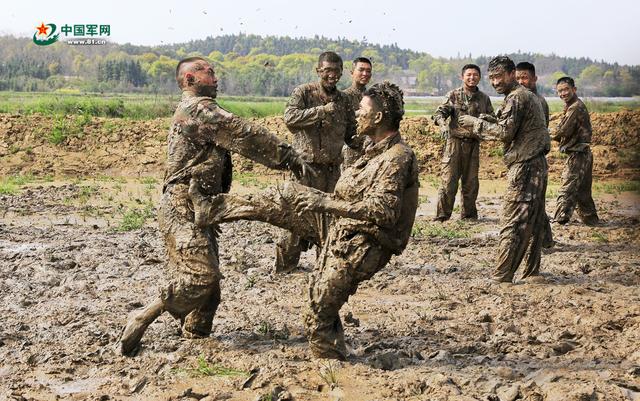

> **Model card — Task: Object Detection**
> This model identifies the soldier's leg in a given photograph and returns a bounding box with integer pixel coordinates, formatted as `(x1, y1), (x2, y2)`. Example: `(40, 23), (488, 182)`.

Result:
(119, 297), (164, 355)
(554, 153), (580, 224)
(542, 212), (555, 248)
(435, 139), (462, 221)
(304, 233), (390, 360)
(521, 163), (548, 279)
(460, 141), (480, 219)
(575, 150), (599, 225)
(494, 201), (535, 282)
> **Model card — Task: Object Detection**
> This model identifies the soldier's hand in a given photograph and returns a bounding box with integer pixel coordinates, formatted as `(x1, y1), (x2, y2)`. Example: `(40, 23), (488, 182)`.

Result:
(439, 125), (449, 140)
(288, 153), (317, 180)
(458, 115), (478, 129)
(294, 192), (327, 215)
(323, 102), (336, 114)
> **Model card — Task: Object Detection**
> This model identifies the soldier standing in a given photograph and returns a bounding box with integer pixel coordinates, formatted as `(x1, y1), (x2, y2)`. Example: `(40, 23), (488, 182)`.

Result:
(276, 51), (357, 273)
(342, 57), (373, 169)
(516, 61), (554, 248)
(118, 57), (312, 354)
(191, 82), (419, 360)
(458, 56), (549, 284)
(552, 76), (599, 225)
(433, 64), (494, 221)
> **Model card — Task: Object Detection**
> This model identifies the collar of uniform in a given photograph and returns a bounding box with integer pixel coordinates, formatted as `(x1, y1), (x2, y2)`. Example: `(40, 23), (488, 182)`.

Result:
(564, 96), (578, 110)
(460, 86), (479, 98)
(363, 132), (401, 159)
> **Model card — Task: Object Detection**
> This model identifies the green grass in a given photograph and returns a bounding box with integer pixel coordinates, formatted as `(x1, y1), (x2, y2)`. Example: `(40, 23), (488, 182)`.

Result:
(593, 180), (640, 195)
(591, 231), (609, 243)
(116, 201), (155, 231)
(217, 100), (285, 117)
(411, 220), (471, 239)
(48, 114), (91, 144)
(172, 355), (248, 378)
(0, 174), (51, 194)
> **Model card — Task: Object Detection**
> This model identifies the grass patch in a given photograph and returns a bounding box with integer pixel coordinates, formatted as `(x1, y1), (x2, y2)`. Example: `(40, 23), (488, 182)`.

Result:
(593, 180), (640, 195)
(116, 201), (154, 231)
(591, 231), (609, 243)
(411, 220), (471, 239)
(172, 355), (248, 378)
(488, 146), (504, 158)
(0, 174), (50, 194)
(48, 114), (90, 144)
(217, 100), (285, 118)
(318, 360), (340, 389)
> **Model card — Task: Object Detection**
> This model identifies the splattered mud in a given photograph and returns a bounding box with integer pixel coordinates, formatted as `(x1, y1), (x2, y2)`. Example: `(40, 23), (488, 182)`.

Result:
(0, 111), (639, 400)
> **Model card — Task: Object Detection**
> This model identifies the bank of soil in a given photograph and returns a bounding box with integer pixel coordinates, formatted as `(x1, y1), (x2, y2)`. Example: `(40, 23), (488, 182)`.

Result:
(0, 111), (639, 400)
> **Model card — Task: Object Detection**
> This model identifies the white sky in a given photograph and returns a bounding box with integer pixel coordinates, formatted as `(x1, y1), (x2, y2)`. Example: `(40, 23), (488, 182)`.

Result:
(3, 0), (639, 65)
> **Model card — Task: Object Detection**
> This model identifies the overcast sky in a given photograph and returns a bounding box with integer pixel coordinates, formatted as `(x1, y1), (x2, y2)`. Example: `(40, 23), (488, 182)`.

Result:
(3, 0), (639, 65)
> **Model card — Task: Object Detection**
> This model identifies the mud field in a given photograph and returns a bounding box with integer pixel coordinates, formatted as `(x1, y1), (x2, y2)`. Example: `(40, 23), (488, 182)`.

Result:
(1, 111), (639, 400)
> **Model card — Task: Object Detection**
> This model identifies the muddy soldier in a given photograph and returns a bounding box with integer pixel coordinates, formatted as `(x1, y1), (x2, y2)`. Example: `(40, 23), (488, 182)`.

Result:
(342, 57), (373, 169)
(458, 56), (549, 283)
(276, 51), (357, 273)
(552, 76), (599, 225)
(190, 82), (419, 360)
(433, 64), (494, 221)
(516, 62), (554, 248)
(118, 57), (313, 354)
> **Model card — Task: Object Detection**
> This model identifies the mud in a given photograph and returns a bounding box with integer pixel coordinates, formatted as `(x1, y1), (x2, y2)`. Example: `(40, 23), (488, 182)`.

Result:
(0, 111), (639, 400)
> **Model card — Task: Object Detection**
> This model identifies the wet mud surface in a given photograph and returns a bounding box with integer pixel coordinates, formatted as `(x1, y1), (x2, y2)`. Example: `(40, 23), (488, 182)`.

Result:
(1, 178), (639, 401)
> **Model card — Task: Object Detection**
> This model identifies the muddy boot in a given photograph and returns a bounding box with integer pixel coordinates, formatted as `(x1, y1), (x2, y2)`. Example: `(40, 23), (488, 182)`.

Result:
(118, 298), (163, 355)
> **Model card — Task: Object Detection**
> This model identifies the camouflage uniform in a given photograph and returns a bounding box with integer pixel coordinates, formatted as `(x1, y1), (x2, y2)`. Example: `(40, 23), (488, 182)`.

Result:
(196, 132), (419, 359)
(531, 87), (554, 247)
(472, 85), (549, 282)
(552, 98), (599, 225)
(341, 83), (370, 170)
(159, 92), (304, 336)
(433, 86), (494, 220)
(277, 81), (357, 272)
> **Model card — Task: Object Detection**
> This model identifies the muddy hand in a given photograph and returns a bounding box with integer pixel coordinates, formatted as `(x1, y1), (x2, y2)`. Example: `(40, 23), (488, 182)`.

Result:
(458, 115), (478, 129)
(293, 192), (325, 215)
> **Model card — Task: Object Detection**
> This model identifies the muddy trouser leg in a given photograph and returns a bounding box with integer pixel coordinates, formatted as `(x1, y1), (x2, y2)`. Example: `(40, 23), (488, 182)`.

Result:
(493, 159), (543, 282)
(304, 233), (391, 359)
(575, 149), (599, 225)
(460, 140), (480, 219)
(542, 211), (554, 248)
(436, 138), (462, 220)
(554, 152), (582, 223)
(521, 160), (548, 278)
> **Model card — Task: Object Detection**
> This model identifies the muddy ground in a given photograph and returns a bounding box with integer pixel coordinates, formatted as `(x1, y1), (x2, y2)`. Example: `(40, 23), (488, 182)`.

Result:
(1, 111), (639, 401)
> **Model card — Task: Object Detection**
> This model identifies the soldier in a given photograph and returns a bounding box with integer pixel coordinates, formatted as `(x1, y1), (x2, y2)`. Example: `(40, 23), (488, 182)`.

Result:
(551, 76), (599, 225)
(118, 57), (313, 355)
(516, 62), (554, 248)
(433, 64), (494, 222)
(190, 82), (419, 360)
(458, 56), (549, 284)
(342, 57), (373, 169)
(276, 51), (357, 273)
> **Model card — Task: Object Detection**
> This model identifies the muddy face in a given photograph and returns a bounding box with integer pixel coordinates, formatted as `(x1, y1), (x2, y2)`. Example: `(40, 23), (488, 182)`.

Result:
(187, 60), (219, 98)
(557, 82), (577, 104)
(356, 96), (381, 137)
(352, 61), (372, 86)
(461, 68), (480, 91)
(317, 61), (342, 92)
(489, 66), (516, 95)
(516, 70), (537, 91)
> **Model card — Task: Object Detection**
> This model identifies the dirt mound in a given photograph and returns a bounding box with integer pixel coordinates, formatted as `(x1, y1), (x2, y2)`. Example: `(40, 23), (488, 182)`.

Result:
(1, 110), (638, 179)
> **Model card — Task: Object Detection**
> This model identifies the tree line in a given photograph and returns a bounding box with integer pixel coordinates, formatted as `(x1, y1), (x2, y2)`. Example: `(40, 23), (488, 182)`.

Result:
(0, 34), (638, 97)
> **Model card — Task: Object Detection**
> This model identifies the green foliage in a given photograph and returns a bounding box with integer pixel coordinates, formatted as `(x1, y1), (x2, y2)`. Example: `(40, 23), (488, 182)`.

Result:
(116, 201), (154, 231)
(593, 180), (640, 194)
(488, 146), (504, 158)
(173, 355), (248, 377)
(412, 221), (471, 239)
(318, 361), (340, 389)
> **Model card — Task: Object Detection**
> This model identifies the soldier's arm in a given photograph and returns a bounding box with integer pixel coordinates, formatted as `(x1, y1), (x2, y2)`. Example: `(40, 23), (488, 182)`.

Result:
(542, 99), (550, 127)
(474, 95), (524, 144)
(284, 87), (327, 129)
(195, 102), (305, 172)
(485, 95), (495, 116)
(550, 105), (579, 141)
(432, 92), (454, 126)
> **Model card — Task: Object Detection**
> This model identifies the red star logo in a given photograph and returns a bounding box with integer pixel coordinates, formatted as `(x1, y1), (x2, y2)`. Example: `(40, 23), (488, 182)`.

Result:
(36, 23), (49, 36)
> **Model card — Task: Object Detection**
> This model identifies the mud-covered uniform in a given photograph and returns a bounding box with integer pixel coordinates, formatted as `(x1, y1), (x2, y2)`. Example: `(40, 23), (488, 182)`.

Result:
(277, 82), (357, 272)
(197, 132), (419, 359)
(551, 97), (599, 225)
(433, 86), (494, 220)
(341, 84), (370, 170)
(159, 92), (303, 336)
(471, 84), (549, 282)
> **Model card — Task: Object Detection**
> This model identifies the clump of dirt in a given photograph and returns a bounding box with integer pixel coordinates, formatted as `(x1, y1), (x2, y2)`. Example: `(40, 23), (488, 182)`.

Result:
(0, 111), (639, 180)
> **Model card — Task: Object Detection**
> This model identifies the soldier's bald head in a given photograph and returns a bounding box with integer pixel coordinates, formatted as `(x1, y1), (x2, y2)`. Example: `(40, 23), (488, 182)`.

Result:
(176, 57), (209, 89)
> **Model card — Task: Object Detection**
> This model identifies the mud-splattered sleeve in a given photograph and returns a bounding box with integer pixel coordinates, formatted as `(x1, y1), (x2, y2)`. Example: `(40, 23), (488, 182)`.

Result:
(551, 105), (579, 141)
(284, 87), (326, 129)
(344, 99), (359, 148)
(475, 94), (523, 145)
(433, 92), (455, 126)
(196, 102), (295, 170)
